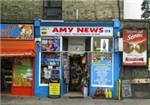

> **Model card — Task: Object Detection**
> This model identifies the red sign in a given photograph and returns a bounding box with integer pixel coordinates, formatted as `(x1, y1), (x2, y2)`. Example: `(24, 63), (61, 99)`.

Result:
(40, 26), (113, 36)
(52, 27), (104, 33)
(123, 29), (147, 66)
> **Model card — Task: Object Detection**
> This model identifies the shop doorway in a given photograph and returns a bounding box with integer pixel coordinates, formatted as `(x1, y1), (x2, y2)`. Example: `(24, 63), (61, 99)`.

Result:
(63, 53), (89, 97)
(1, 58), (13, 94)
(62, 37), (90, 97)
(69, 54), (88, 91)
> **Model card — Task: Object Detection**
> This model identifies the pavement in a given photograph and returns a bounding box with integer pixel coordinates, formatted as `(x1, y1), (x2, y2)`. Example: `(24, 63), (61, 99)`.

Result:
(1, 95), (150, 105)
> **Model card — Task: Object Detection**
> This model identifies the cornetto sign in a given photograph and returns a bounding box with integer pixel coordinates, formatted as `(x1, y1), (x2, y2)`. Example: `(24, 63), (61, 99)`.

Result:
(126, 30), (145, 41)
(123, 29), (147, 66)
(40, 26), (113, 36)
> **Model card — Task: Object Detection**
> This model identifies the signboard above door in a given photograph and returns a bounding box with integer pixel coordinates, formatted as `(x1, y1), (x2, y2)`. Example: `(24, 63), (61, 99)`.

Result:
(40, 26), (113, 37)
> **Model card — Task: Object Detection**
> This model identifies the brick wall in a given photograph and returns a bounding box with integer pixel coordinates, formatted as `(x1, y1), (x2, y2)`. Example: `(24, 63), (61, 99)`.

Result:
(1, 0), (123, 22)
(62, 0), (122, 21)
(1, 0), (43, 23)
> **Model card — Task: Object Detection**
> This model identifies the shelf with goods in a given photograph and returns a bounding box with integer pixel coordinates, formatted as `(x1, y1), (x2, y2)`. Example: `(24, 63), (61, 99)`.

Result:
(4, 71), (12, 85)
(1, 58), (13, 92)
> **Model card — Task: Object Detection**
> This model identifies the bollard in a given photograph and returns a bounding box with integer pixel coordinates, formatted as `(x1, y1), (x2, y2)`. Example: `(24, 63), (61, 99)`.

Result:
(117, 80), (121, 100)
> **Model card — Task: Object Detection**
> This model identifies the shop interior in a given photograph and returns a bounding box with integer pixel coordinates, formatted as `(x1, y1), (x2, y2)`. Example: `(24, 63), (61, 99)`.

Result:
(1, 57), (13, 94)
(62, 37), (90, 97)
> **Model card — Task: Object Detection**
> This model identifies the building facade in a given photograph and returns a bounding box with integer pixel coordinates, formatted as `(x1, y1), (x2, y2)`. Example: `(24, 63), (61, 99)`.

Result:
(1, 0), (150, 98)
(34, 19), (120, 98)
(0, 24), (36, 96)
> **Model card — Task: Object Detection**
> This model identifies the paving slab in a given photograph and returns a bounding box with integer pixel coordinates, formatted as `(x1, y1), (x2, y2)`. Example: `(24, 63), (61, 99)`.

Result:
(1, 96), (150, 105)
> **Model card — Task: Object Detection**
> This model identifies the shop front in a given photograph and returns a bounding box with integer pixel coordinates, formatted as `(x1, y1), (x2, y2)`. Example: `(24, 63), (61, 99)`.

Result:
(0, 24), (35, 96)
(34, 19), (120, 98)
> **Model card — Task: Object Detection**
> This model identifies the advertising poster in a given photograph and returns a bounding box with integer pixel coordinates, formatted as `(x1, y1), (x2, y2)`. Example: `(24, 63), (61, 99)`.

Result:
(40, 53), (60, 84)
(40, 65), (52, 84)
(123, 29), (147, 66)
(13, 58), (32, 87)
(91, 52), (113, 87)
(0, 24), (34, 39)
(49, 83), (60, 96)
(41, 37), (60, 52)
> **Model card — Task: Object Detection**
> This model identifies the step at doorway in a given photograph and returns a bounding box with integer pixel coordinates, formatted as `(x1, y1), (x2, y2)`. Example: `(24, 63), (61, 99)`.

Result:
(63, 92), (83, 98)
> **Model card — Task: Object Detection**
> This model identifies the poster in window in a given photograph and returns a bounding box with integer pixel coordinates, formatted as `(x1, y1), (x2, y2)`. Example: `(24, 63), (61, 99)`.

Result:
(41, 37), (60, 52)
(13, 58), (32, 87)
(123, 29), (147, 66)
(40, 66), (52, 84)
(40, 52), (60, 85)
(91, 53), (113, 87)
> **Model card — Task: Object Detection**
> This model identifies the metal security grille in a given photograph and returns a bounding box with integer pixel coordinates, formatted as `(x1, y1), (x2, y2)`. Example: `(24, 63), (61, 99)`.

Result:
(43, 0), (62, 20)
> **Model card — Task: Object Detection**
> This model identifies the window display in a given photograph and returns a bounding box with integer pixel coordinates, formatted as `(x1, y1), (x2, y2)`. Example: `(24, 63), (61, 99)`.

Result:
(41, 37), (60, 52)
(41, 61), (60, 84)
(40, 37), (60, 85)
(91, 52), (113, 87)
(93, 37), (113, 52)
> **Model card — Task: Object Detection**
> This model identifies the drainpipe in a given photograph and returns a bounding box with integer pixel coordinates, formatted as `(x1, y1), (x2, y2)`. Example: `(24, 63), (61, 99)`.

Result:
(117, 0), (121, 20)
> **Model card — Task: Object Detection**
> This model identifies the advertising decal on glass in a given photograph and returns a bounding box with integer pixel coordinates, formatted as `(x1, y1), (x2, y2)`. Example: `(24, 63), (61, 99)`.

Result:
(41, 37), (60, 52)
(91, 52), (113, 87)
(13, 58), (32, 87)
(40, 36), (60, 85)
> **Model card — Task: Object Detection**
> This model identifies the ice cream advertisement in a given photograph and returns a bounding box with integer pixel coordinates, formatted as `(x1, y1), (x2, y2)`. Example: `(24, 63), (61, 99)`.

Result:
(123, 29), (147, 66)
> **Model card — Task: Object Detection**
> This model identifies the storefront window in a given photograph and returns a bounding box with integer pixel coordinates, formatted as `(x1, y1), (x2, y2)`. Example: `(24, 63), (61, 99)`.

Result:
(92, 37), (113, 87)
(91, 52), (113, 87)
(93, 37), (113, 52)
(40, 37), (60, 85)
(41, 37), (60, 52)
